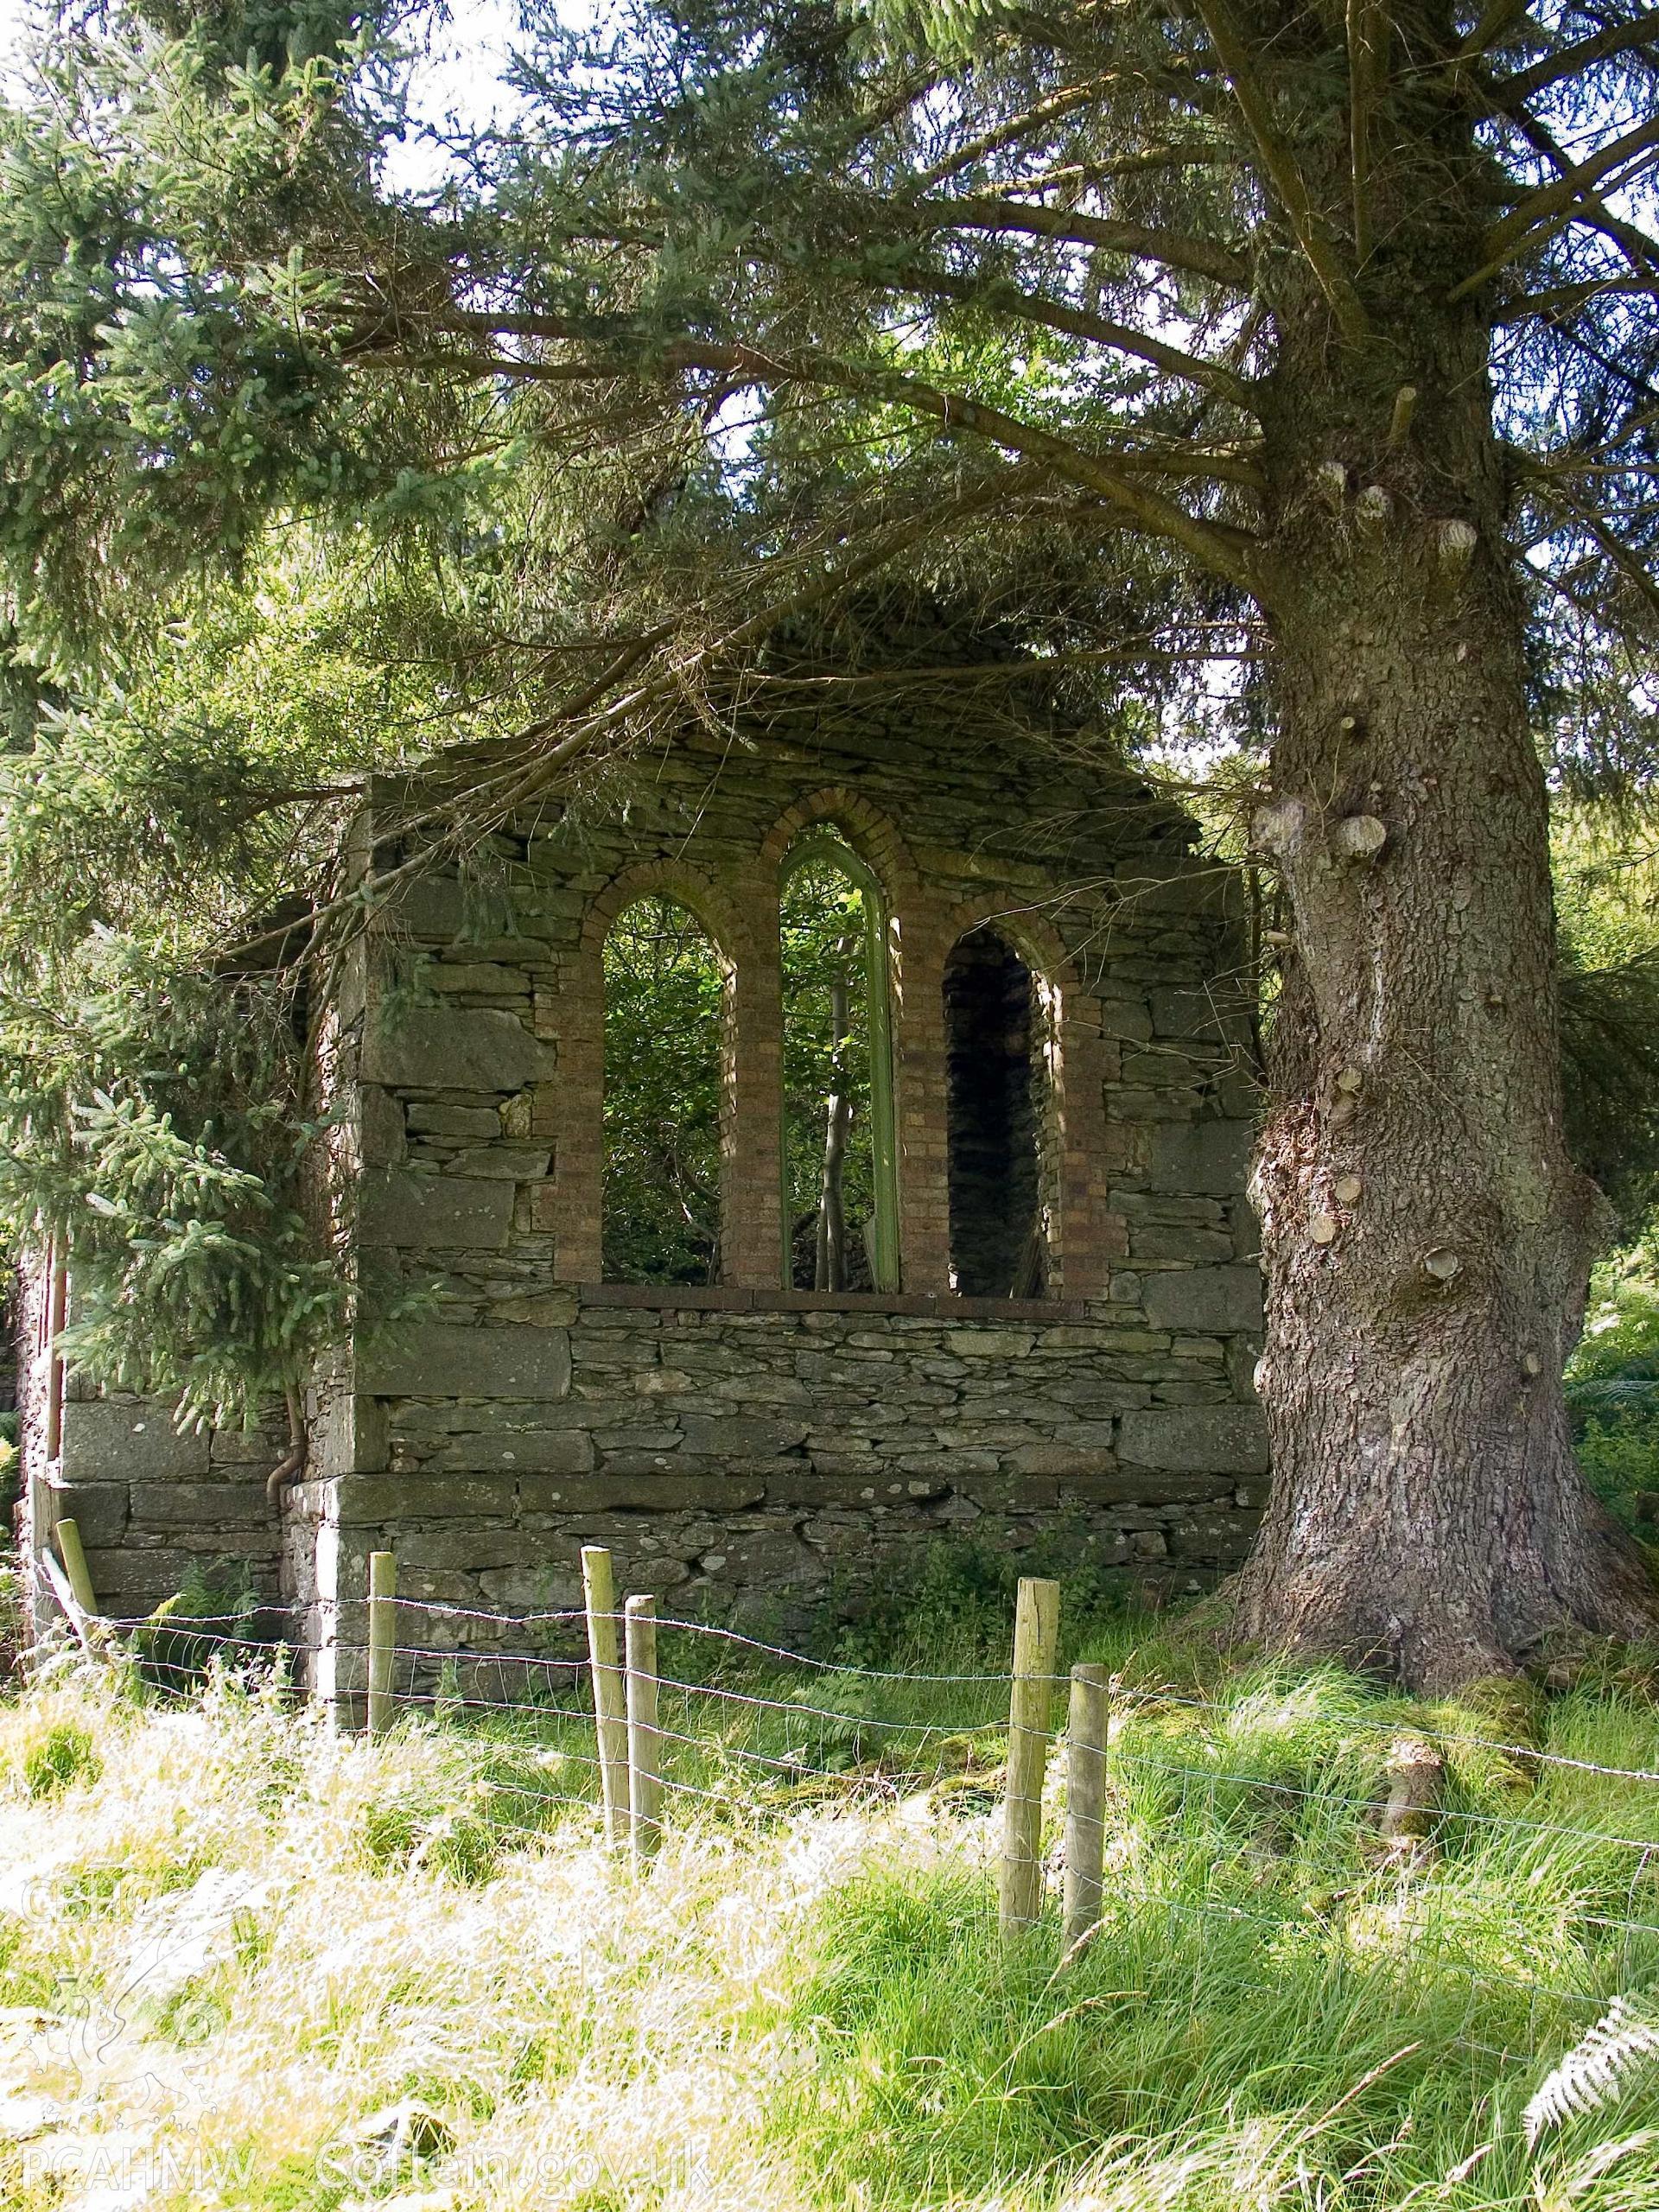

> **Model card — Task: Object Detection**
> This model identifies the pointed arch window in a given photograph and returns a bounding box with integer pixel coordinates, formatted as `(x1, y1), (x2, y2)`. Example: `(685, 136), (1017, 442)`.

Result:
(779, 831), (900, 1291)
(601, 894), (728, 1284)
(944, 926), (1053, 1298)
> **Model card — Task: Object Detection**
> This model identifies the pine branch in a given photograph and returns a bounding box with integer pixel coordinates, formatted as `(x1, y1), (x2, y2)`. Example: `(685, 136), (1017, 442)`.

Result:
(1192, 0), (1371, 342)
(906, 269), (1257, 407)
(1345, 0), (1388, 267)
(1452, 115), (1659, 301)
(912, 194), (1253, 290)
(983, 145), (1242, 194)
(913, 79), (1109, 189)
(1449, 0), (1531, 70)
(1484, 92), (1659, 289)
(1495, 276), (1659, 323)
(1498, 8), (1659, 107)
(1535, 483), (1659, 620)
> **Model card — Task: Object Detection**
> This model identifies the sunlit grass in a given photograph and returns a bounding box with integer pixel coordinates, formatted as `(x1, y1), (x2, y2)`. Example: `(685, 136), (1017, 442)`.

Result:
(6, 1632), (1659, 2207)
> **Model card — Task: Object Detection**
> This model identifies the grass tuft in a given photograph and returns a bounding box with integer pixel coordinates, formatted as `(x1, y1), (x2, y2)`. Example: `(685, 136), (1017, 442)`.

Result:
(17, 1715), (100, 1800)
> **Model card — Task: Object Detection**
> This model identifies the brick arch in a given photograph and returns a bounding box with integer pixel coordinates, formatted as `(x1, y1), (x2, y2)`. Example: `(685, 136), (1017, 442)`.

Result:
(579, 858), (754, 968)
(553, 861), (772, 1287)
(932, 900), (1117, 1300)
(758, 787), (921, 900)
(941, 898), (1086, 999)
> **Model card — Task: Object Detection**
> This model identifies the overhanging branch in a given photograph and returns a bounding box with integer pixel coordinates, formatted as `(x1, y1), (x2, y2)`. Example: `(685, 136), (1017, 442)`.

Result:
(909, 268), (1258, 409)
(1452, 114), (1659, 300)
(1497, 8), (1659, 106)
(912, 194), (1252, 290)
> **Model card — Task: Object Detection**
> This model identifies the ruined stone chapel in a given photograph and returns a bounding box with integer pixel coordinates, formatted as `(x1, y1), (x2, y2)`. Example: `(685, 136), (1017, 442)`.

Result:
(19, 629), (1269, 1685)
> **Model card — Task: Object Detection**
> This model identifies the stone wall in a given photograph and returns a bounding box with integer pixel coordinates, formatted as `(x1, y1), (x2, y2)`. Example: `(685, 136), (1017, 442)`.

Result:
(293, 696), (1268, 1683)
(302, 1280), (1268, 1665)
(16, 677), (1270, 1671)
(16, 1255), (288, 1632)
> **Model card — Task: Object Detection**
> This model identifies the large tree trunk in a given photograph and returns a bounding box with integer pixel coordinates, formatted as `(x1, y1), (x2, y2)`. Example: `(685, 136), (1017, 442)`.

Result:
(1230, 299), (1656, 1688)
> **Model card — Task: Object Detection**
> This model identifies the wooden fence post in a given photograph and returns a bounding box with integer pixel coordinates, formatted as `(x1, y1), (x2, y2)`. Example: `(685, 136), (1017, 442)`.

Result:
(624, 1594), (664, 1861)
(582, 1546), (630, 1847)
(40, 1519), (104, 1658)
(366, 1549), (397, 1738)
(999, 1575), (1060, 1940)
(1061, 1664), (1109, 1958)
(54, 1519), (99, 1621)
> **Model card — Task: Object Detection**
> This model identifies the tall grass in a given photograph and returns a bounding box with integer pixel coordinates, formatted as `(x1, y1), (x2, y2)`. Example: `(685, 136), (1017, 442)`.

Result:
(6, 1632), (1659, 2208)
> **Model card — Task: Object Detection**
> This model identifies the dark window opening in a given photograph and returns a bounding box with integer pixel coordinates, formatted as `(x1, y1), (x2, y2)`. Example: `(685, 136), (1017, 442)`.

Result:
(944, 928), (1046, 1298)
(602, 896), (725, 1284)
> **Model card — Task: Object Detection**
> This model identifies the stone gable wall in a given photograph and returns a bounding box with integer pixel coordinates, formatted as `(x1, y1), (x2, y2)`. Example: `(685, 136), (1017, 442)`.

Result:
(17, 699), (1269, 1672)
(295, 707), (1267, 1689)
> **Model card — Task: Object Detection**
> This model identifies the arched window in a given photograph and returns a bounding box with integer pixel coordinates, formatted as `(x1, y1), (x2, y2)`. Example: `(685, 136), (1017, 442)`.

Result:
(601, 895), (727, 1284)
(944, 926), (1051, 1298)
(779, 831), (899, 1291)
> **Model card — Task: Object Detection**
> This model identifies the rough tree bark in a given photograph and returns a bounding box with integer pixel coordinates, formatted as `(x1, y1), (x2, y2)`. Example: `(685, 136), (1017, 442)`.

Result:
(1230, 271), (1656, 1687)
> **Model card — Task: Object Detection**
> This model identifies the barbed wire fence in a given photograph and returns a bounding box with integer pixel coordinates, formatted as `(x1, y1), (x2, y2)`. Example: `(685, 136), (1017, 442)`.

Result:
(26, 1514), (1659, 2048)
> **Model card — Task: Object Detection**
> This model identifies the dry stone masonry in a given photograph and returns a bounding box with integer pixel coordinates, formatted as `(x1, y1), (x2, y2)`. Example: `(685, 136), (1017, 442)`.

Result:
(19, 650), (1268, 1682)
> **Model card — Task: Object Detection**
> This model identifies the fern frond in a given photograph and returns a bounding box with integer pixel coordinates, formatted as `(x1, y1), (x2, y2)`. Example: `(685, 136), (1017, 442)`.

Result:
(1524, 1997), (1659, 2147)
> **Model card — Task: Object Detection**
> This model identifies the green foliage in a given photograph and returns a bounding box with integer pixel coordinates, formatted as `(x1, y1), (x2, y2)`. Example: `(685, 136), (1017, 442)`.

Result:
(0, 527), (463, 1416)
(353, 1732), (569, 1885)
(19, 1717), (102, 1799)
(0, 938), (343, 1426)
(601, 895), (726, 1283)
(781, 848), (880, 1287)
(0, 1421), (18, 1526)
(829, 1528), (1160, 1674)
(1569, 1234), (1659, 1535)
(133, 1560), (275, 1692)
(1556, 823), (1659, 1230)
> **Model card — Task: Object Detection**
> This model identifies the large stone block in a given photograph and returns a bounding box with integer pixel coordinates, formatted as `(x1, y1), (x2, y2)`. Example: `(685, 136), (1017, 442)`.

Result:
(430, 1431), (594, 1475)
(519, 1473), (767, 1513)
(1056, 1471), (1234, 1504)
(1008, 1445), (1116, 1477)
(1148, 986), (1252, 1043)
(59, 1400), (210, 1482)
(1146, 1120), (1255, 1199)
(360, 1171), (514, 1249)
(335, 1473), (516, 1524)
(360, 1007), (545, 1093)
(1142, 1265), (1263, 1335)
(442, 1143), (552, 1181)
(45, 1481), (128, 1548)
(677, 1415), (810, 1458)
(139, 1484), (270, 1531)
(408, 1103), (502, 1138)
(387, 874), (531, 947)
(1130, 1224), (1236, 1264)
(943, 1329), (1037, 1359)
(81, 1547), (196, 1602)
(1118, 1405), (1269, 1474)
(359, 1322), (572, 1399)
